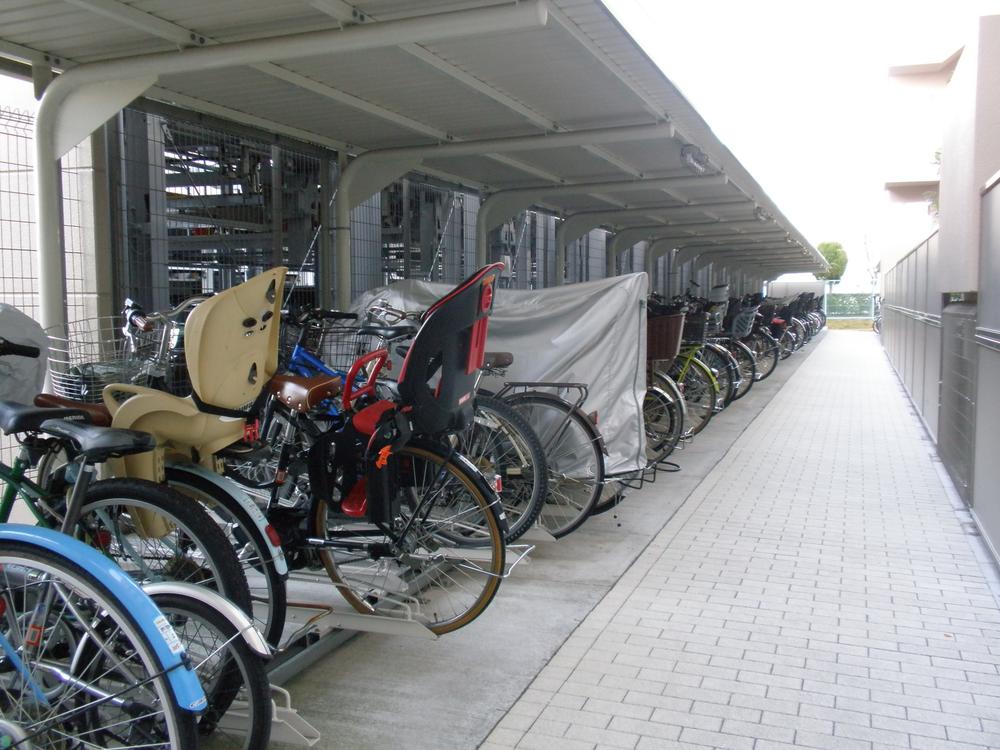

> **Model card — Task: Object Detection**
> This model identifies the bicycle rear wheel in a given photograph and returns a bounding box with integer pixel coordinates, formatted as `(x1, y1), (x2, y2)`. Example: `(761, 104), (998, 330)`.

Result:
(649, 369), (685, 458)
(165, 468), (287, 647)
(78, 479), (253, 614)
(503, 391), (604, 538)
(312, 440), (506, 635)
(151, 591), (271, 750)
(460, 395), (547, 543)
(0, 541), (198, 748)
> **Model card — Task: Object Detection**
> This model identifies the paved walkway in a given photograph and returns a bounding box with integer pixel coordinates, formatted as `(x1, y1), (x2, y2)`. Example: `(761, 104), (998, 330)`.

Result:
(484, 331), (1000, 750)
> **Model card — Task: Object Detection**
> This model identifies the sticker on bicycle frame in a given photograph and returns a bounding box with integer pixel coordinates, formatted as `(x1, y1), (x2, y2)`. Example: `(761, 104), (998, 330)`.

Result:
(154, 614), (185, 655)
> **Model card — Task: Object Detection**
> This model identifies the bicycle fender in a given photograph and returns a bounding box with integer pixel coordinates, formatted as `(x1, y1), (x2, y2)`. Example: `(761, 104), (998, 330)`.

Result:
(165, 460), (289, 577)
(145, 582), (271, 657)
(0, 525), (208, 713)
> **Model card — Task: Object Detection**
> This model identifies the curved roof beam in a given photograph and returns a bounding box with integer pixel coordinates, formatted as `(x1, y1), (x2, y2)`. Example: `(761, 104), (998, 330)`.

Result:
(35, 0), (550, 331)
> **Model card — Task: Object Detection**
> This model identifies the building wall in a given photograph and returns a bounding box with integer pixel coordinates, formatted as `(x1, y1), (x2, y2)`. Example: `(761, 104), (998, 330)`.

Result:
(937, 15), (1000, 293)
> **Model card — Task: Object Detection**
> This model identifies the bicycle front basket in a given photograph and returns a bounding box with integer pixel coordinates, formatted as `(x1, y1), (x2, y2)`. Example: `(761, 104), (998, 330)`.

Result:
(681, 312), (708, 343)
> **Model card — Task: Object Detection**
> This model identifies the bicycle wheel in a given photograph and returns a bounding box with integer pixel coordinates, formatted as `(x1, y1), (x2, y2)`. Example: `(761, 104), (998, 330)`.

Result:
(165, 468), (287, 647)
(649, 369), (685, 457)
(77, 479), (253, 615)
(312, 440), (506, 635)
(779, 329), (795, 359)
(642, 386), (677, 463)
(459, 395), (547, 543)
(747, 331), (779, 381)
(503, 391), (604, 538)
(151, 592), (271, 750)
(698, 343), (738, 407)
(0, 541), (198, 748)
(792, 318), (808, 350)
(724, 339), (757, 401)
(667, 357), (718, 437)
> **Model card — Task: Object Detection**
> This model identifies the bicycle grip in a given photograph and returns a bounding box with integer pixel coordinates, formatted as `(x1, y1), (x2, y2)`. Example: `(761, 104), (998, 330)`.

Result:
(0, 337), (40, 358)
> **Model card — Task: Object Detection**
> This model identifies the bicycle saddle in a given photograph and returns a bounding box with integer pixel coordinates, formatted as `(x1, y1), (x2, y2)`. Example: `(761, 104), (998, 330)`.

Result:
(34, 392), (112, 426)
(0, 400), (89, 436)
(267, 373), (342, 414)
(39, 418), (155, 462)
(483, 352), (513, 369)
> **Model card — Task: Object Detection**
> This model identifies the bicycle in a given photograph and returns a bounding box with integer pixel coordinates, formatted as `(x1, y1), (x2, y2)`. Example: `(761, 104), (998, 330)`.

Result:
(253, 303), (550, 544)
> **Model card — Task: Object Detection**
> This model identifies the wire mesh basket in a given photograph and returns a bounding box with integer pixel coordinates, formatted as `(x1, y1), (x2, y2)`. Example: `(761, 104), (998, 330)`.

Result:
(681, 312), (708, 343)
(280, 318), (386, 374)
(47, 317), (159, 403)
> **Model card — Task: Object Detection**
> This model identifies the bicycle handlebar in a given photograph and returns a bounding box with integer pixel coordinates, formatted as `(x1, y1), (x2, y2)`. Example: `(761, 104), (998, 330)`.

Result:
(0, 337), (40, 358)
(294, 308), (358, 325)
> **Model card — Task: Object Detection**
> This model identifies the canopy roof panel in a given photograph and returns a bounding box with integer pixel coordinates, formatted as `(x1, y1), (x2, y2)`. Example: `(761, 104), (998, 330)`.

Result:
(0, 0), (826, 275)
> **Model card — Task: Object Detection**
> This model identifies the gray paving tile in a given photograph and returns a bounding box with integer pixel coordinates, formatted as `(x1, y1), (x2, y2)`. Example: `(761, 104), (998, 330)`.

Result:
(491, 333), (1000, 750)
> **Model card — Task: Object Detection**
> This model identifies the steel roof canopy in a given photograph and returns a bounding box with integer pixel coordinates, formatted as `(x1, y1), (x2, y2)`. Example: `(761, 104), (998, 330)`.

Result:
(0, 0), (828, 326)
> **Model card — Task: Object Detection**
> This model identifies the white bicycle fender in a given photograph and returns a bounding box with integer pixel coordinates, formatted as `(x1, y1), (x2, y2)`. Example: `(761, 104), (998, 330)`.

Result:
(165, 460), (289, 577)
(145, 582), (271, 657)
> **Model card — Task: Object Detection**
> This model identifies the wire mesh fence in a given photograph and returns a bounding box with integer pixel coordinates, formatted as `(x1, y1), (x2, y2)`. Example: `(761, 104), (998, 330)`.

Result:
(0, 105), (94, 464)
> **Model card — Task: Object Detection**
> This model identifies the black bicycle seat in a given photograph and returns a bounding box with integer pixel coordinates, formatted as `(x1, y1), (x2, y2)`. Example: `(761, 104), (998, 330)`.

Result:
(0, 400), (90, 436)
(39, 419), (155, 462)
(359, 324), (418, 340)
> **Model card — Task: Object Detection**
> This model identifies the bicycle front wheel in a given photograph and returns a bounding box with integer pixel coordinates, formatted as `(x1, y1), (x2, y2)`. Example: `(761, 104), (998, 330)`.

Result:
(724, 339), (757, 401)
(504, 391), (604, 538)
(0, 541), (198, 748)
(668, 356), (718, 437)
(312, 440), (506, 635)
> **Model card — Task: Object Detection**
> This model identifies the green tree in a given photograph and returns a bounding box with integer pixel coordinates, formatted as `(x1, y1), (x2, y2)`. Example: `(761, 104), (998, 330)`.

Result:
(815, 241), (847, 281)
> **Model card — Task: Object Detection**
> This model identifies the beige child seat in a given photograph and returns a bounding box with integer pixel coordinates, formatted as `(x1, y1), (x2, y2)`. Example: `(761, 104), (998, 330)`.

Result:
(104, 267), (286, 483)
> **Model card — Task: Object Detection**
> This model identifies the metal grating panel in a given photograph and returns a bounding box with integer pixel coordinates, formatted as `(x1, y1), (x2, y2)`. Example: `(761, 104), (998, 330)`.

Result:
(939, 303), (977, 505)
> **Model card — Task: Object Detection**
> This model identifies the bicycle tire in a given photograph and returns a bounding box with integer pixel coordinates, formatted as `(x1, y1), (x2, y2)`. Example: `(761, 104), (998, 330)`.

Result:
(649, 369), (685, 457)
(503, 391), (604, 538)
(668, 356), (718, 437)
(461, 395), (548, 543)
(151, 591), (272, 750)
(725, 339), (757, 401)
(748, 331), (779, 381)
(641, 385), (677, 463)
(165, 468), (288, 647)
(312, 439), (506, 635)
(779, 329), (795, 359)
(698, 343), (738, 407)
(78, 479), (253, 615)
(791, 318), (808, 350)
(0, 541), (199, 748)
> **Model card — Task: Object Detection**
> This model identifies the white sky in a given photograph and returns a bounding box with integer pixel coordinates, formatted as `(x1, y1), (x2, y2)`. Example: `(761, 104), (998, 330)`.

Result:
(602, 0), (1000, 286)
(3, 1), (999, 287)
